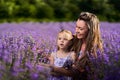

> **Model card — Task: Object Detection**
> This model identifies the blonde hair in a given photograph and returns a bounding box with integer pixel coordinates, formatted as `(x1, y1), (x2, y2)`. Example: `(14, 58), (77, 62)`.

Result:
(57, 30), (73, 51)
(73, 12), (103, 58)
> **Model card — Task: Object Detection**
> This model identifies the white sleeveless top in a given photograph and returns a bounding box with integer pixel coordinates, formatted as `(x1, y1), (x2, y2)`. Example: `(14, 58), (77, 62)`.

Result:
(54, 52), (73, 67)
(48, 52), (73, 80)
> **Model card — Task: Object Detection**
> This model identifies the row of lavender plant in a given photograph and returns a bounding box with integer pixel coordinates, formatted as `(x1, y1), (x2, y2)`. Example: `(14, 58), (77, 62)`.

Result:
(0, 22), (120, 80)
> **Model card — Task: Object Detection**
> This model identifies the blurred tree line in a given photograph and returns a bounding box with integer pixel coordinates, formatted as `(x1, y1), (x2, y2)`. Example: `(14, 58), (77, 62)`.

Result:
(0, 0), (120, 22)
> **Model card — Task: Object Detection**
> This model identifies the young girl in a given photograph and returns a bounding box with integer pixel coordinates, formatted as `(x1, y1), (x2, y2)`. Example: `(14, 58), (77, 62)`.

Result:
(38, 30), (76, 80)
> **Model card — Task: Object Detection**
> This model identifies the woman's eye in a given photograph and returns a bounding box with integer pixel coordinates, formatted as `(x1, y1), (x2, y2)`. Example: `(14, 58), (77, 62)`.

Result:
(80, 29), (83, 30)
(76, 27), (80, 29)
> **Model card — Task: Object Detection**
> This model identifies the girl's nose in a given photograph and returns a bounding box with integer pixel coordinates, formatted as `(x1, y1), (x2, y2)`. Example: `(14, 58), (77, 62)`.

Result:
(61, 39), (64, 42)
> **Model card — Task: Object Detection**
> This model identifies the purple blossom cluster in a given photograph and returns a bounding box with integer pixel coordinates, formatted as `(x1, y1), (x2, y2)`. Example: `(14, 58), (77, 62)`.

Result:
(0, 22), (120, 80)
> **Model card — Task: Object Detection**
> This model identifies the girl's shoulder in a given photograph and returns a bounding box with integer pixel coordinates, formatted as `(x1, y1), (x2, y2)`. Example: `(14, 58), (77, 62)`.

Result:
(51, 52), (56, 56)
(50, 51), (58, 58)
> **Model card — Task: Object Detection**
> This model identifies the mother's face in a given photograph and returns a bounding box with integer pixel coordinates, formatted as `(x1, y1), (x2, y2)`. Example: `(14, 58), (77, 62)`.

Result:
(75, 19), (89, 39)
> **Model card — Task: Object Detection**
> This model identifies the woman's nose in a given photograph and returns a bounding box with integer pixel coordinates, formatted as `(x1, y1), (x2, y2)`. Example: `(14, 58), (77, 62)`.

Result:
(76, 28), (79, 33)
(76, 27), (79, 31)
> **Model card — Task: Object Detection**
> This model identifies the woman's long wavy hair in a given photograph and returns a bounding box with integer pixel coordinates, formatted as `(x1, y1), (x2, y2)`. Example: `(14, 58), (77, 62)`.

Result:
(71, 12), (103, 58)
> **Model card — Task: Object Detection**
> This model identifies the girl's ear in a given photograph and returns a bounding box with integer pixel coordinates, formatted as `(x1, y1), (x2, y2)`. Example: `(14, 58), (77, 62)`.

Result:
(73, 34), (76, 37)
(67, 41), (72, 47)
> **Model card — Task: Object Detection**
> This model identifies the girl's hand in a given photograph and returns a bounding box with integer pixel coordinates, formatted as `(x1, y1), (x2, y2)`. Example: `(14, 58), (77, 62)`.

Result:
(38, 62), (51, 67)
(50, 72), (61, 77)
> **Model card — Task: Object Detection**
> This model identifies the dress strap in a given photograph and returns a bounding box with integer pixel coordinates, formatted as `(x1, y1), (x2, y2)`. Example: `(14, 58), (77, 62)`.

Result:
(51, 52), (57, 59)
(78, 51), (82, 58)
(55, 52), (58, 58)
(54, 52), (72, 60)
(66, 52), (72, 60)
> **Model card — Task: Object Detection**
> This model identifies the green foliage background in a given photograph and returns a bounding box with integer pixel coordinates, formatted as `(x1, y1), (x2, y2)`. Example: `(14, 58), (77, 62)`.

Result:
(0, 0), (120, 22)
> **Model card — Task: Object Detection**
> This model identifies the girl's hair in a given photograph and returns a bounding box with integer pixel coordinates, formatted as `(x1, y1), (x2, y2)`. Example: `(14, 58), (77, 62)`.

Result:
(72, 12), (103, 58)
(57, 30), (73, 52)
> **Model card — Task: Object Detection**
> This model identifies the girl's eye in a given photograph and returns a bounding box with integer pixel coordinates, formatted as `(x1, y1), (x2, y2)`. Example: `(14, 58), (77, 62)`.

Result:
(58, 38), (61, 40)
(64, 38), (68, 40)
(58, 37), (61, 40)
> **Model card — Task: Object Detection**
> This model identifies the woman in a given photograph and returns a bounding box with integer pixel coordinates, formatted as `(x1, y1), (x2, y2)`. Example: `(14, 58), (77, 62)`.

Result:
(50, 12), (103, 80)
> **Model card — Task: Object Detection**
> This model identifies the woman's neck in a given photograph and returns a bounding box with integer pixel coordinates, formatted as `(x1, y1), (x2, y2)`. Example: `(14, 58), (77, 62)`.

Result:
(82, 38), (86, 43)
(81, 40), (86, 52)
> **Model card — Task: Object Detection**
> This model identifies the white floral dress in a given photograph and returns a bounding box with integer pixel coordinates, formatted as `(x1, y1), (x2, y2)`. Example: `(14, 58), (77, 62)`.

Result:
(48, 52), (74, 80)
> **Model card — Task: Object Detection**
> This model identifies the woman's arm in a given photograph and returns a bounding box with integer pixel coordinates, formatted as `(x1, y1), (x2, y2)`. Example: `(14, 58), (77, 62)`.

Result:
(51, 66), (74, 77)
(51, 55), (88, 77)
(50, 51), (77, 77)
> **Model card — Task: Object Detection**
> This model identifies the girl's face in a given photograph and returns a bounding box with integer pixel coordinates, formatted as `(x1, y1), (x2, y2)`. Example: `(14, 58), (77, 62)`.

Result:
(75, 19), (89, 39)
(57, 33), (72, 50)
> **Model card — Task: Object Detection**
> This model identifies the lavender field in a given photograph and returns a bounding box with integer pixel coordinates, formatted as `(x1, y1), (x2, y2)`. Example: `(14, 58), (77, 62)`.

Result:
(0, 22), (120, 80)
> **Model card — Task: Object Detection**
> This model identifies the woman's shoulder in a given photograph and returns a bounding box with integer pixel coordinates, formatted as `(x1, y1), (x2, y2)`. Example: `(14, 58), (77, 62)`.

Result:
(69, 51), (77, 60)
(69, 51), (76, 56)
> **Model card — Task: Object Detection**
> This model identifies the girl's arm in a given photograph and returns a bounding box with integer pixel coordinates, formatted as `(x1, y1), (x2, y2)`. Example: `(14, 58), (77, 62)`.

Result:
(49, 52), (54, 65)
(38, 52), (54, 67)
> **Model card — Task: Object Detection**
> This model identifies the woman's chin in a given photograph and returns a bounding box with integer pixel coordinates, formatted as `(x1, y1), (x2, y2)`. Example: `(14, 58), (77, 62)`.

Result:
(77, 36), (82, 39)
